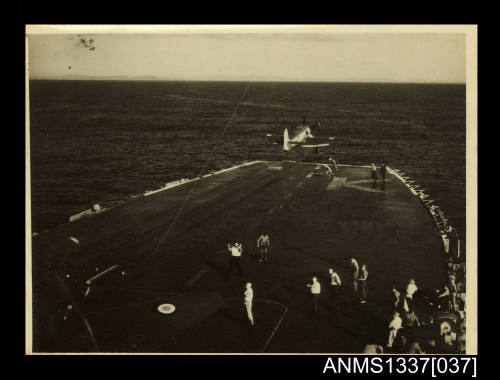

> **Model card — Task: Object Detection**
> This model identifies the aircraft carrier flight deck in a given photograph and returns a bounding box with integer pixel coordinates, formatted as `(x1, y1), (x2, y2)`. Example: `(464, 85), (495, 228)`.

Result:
(31, 160), (458, 353)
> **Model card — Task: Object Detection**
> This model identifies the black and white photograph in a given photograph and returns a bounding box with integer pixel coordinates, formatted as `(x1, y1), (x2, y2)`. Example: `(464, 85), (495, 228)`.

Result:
(26, 25), (477, 355)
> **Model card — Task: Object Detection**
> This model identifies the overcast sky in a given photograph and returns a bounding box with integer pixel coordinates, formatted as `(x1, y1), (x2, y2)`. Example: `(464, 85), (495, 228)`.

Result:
(28, 33), (465, 83)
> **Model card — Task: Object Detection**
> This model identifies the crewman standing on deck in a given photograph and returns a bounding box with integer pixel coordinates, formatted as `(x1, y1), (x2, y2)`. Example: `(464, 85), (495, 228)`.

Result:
(371, 163), (378, 182)
(224, 241), (243, 280)
(329, 155), (339, 172)
(351, 258), (360, 293)
(392, 286), (402, 312)
(436, 284), (451, 310)
(244, 282), (254, 326)
(328, 268), (342, 311)
(381, 164), (387, 182)
(329, 268), (341, 288)
(406, 278), (418, 299)
(307, 277), (321, 315)
(387, 312), (403, 348)
(358, 264), (369, 303)
(257, 233), (270, 262)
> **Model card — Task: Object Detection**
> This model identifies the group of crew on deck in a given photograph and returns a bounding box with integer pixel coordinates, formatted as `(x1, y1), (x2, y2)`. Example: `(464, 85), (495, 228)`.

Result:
(380, 278), (460, 354)
(224, 233), (270, 327)
(329, 159), (387, 185)
(223, 161), (462, 354)
(372, 162), (387, 182)
(305, 259), (367, 317)
(228, 235), (459, 354)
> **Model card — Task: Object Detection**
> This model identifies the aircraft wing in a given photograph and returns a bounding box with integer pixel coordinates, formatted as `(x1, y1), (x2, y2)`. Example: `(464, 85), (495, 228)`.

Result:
(301, 143), (330, 148)
(308, 136), (335, 141)
(295, 136), (334, 148)
(265, 133), (284, 146)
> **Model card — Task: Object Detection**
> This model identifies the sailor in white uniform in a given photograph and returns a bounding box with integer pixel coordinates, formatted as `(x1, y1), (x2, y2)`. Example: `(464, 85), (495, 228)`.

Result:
(329, 155), (339, 171)
(307, 277), (321, 315)
(224, 242), (243, 280)
(406, 279), (418, 299)
(329, 268), (341, 287)
(371, 163), (378, 181)
(350, 258), (359, 292)
(387, 312), (403, 348)
(244, 282), (254, 326)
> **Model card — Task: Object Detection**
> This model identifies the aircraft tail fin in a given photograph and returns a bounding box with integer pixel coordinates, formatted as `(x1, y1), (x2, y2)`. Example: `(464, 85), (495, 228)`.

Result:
(283, 128), (290, 151)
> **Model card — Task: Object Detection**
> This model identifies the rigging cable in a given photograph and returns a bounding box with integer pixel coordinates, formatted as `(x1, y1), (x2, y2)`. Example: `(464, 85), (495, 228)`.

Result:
(151, 83), (251, 256)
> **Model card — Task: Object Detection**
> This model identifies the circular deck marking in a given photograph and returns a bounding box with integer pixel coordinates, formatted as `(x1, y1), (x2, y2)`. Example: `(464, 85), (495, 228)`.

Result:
(157, 303), (176, 315)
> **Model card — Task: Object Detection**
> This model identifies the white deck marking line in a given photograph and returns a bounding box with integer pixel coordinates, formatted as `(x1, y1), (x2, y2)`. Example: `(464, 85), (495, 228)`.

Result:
(81, 286), (288, 353)
(225, 296), (288, 353)
(152, 83), (253, 257)
(249, 219), (261, 230)
(337, 164), (372, 168)
(327, 177), (388, 193)
(280, 198), (303, 210)
(86, 264), (121, 285)
(327, 177), (347, 190)
(279, 195), (291, 209)
(343, 183), (385, 193)
(74, 307), (99, 352)
(280, 169), (318, 207)
(283, 161), (373, 169)
(290, 199), (304, 208)
(258, 299), (288, 353)
(311, 163), (334, 176)
(346, 179), (391, 185)
(144, 161), (263, 197)
(69, 236), (80, 244)
(186, 267), (211, 287)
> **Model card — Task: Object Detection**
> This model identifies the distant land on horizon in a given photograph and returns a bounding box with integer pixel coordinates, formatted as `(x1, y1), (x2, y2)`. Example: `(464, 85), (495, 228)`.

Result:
(29, 74), (166, 81)
(28, 74), (465, 85)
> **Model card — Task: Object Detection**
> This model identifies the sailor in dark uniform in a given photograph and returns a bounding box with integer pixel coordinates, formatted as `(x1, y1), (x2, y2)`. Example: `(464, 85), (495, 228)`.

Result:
(257, 233), (270, 262)
(380, 164), (387, 182)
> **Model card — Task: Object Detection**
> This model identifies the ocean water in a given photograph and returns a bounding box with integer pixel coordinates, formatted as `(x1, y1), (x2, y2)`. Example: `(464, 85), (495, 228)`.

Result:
(29, 80), (466, 244)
